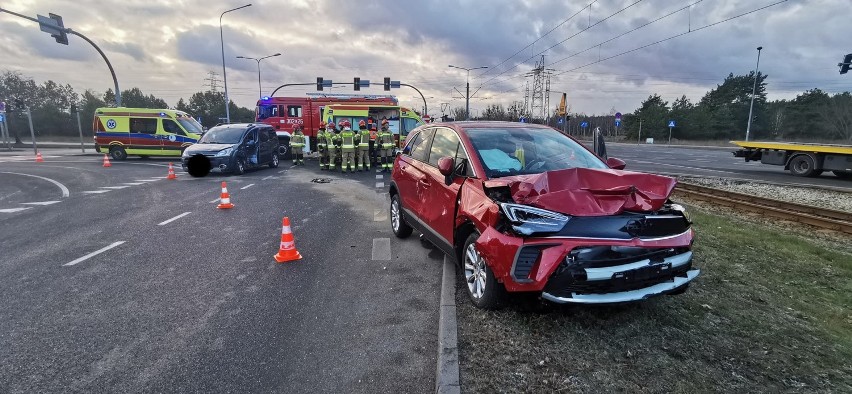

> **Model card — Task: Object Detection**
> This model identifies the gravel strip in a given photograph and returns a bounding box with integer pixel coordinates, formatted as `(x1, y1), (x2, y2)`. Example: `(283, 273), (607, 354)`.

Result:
(676, 176), (852, 213)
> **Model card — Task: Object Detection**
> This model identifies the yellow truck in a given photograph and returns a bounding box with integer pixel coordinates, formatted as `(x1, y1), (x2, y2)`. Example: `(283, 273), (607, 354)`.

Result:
(731, 140), (852, 178)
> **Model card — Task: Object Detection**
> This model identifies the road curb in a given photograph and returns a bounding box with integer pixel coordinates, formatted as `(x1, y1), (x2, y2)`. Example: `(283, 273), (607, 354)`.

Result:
(436, 256), (461, 394)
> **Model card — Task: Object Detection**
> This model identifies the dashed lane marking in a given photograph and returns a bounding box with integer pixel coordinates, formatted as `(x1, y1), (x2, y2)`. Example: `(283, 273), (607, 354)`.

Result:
(371, 238), (391, 260)
(375, 175), (383, 179)
(278, 170), (287, 174)
(0, 171), (70, 198)
(240, 183), (255, 190)
(0, 207), (32, 213)
(374, 209), (388, 222)
(20, 201), (61, 206)
(375, 182), (385, 188)
(209, 199), (220, 203)
(63, 241), (126, 267)
(82, 190), (110, 194)
(100, 186), (130, 190)
(262, 175), (276, 180)
(158, 212), (192, 226)
(122, 182), (144, 186)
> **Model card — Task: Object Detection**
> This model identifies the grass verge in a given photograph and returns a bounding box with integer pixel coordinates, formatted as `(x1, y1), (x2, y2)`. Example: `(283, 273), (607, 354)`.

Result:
(456, 209), (852, 393)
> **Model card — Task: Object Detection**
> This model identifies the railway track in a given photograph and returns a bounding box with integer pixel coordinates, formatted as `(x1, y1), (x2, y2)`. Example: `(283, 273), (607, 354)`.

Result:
(675, 182), (852, 235)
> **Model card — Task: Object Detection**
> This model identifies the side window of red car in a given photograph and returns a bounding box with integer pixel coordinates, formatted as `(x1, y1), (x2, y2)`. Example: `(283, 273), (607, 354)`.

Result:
(428, 128), (461, 167)
(409, 128), (435, 163)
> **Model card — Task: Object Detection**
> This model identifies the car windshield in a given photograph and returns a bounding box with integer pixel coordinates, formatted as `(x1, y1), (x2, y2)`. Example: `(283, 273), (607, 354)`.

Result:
(466, 127), (608, 178)
(177, 117), (204, 134)
(198, 127), (244, 144)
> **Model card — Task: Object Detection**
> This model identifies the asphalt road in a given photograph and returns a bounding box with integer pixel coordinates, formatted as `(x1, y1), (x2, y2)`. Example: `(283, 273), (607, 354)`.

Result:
(0, 152), (443, 393)
(602, 142), (852, 191)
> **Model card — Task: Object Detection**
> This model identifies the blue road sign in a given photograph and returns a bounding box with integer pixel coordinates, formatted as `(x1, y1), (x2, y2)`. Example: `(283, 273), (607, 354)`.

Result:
(519, 117), (526, 123)
(0, 114), (5, 123)
(668, 120), (676, 128)
(557, 117), (564, 125)
(615, 119), (621, 127)
(581, 121), (589, 128)
(615, 112), (622, 120)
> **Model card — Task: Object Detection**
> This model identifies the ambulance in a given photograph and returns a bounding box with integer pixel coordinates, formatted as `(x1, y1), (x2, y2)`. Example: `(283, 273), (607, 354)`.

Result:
(320, 104), (424, 148)
(93, 108), (204, 160)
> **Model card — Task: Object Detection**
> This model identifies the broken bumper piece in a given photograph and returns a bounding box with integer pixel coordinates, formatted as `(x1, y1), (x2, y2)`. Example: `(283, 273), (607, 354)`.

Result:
(542, 269), (700, 304)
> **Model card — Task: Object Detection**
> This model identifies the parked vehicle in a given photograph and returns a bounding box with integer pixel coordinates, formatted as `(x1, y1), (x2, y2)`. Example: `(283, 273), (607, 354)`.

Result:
(321, 103), (424, 148)
(93, 107), (204, 160)
(732, 140), (852, 178)
(389, 121), (699, 309)
(181, 123), (279, 175)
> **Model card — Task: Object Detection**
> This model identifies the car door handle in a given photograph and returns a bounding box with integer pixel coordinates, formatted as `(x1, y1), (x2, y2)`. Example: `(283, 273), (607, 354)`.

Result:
(418, 179), (430, 186)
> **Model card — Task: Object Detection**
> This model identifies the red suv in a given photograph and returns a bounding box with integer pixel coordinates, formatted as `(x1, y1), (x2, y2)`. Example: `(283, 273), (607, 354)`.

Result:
(389, 122), (699, 309)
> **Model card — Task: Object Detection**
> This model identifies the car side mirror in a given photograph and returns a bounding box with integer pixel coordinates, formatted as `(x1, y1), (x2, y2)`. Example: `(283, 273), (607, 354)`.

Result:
(438, 156), (455, 185)
(606, 157), (626, 170)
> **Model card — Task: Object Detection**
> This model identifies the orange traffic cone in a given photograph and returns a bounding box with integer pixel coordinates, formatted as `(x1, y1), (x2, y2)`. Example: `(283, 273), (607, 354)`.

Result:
(35, 151), (44, 162)
(102, 154), (112, 167)
(274, 217), (302, 263)
(166, 162), (177, 180)
(216, 181), (235, 209)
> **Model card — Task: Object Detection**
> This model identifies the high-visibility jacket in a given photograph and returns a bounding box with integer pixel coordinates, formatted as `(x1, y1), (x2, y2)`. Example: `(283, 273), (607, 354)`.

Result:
(357, 128), (370, 148)
(379, 129), (394, 149)
(290, 133), (305, 148)
(317, 130), (327, 148)
(340, 129), (356, 152)
(326, 130), (339, 147)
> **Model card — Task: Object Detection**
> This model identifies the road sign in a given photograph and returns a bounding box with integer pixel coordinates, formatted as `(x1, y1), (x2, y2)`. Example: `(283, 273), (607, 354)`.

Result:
(615, 112), (622, 120)
(557, 117), (564, 125)
(0, 114), (5, 123)
(668, 120), (676, 128)
(615, 119), (621, 127)
(0, 101), (5, 112)
(581, 121), (588, 128)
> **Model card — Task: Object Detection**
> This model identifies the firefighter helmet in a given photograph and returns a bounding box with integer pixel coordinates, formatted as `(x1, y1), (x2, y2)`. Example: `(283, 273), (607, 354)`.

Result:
(358, 120), (366, 127)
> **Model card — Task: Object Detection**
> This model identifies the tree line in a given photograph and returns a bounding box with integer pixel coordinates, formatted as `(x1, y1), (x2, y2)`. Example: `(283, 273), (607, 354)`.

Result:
(466, 72), (852, 142)
(0, 70), (255, 143)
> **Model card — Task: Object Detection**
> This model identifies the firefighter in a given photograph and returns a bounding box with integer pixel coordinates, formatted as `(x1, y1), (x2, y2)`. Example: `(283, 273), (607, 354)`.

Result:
(290, 126), (306, 165)
(355, 120), (370, 171)
(369, 123), (378, 168)
(316, 122), (328, 170)
(325, 122), (339, 171)
(340, 120), (356, 172)
(378, 119), (395, 172)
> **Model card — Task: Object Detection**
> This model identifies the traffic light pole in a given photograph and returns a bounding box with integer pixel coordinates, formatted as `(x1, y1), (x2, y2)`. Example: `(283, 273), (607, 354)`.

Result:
(75, 111), (85, 153)
(0, 7), (121, 106)
(25, 108), (37, 155)
(1, 119), (10, 150)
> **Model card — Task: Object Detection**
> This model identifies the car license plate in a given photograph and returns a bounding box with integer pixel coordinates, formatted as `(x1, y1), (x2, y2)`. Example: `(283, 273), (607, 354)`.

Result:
(612, 263), (672, 282)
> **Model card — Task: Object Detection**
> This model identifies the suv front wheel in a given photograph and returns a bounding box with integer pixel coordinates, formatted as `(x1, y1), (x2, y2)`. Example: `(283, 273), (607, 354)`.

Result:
(390, 194), (413, 238)
(462, 231), (505, 310)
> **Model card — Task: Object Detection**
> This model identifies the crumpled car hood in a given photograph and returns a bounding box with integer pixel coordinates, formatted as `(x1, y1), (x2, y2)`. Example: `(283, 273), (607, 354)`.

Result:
(483, 168), (677, 216)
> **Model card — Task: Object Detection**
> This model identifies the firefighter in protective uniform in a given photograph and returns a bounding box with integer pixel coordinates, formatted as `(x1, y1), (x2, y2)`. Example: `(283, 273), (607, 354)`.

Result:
(325, 122), (339, 171)
(290, 126), (306, 165)
(355, 120), (370, 171)
(316, 122), (328, 169)
(378, 119), (395, 172)
(339, 120), (356, 172)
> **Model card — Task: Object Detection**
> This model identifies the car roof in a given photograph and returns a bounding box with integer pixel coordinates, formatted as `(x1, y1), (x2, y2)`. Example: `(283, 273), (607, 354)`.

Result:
(424, 120), (553, 134)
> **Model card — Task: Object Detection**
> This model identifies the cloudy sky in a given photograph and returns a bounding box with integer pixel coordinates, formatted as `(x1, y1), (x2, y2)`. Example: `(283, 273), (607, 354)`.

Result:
(1, 0), (848, 117)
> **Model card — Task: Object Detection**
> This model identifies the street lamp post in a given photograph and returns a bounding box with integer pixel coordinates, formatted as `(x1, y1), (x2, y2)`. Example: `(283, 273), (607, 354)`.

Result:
(237, 53), (281, 100)
(448, 64), (487, 120)
(746, 46), (763, 141)
(220, 4), (251, 124)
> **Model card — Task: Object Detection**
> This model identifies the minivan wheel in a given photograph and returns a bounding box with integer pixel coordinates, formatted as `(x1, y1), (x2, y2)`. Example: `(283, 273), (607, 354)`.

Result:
(462, 231), (505, 310)
(234, 157), (245, 175)
(109, 146), (128, 161)
(269, 152), (279, 168)
(390, 194), (413, 238)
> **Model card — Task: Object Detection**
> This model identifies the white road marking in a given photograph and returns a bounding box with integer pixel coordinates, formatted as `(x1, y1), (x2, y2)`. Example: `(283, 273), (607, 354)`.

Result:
(0, 207), (32, 213)
(374, 209), (387, 222)
(20, 201), (61, 206)
(158, 212), (192, 226)
(375, 182), (385, 188)
(262, 175), (276, 180)
(82, 190), (110, 194)
(371, 238), (391, 260)
(0, 171), (70, 198)
(122, 182), (144, 186)
(376, 169), (382, 173)
(375, 175), (383, 179)
(209, 198), (220, 203)
(64, 241), (126, 267)
(240, 183), (255, 190)
(278, 170), (286, 174)
(100, 186), (130, 190)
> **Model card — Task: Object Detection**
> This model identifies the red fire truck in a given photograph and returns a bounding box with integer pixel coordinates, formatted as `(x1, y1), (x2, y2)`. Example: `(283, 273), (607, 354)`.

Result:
(255, 93), (397, 153)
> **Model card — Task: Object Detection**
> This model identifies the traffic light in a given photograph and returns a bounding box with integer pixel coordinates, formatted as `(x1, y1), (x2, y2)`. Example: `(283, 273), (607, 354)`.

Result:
(354, 77), (361, 91)
(317, 77), (324, 91)
(840, 53), (852, 75)
(384, 77), (391, 91)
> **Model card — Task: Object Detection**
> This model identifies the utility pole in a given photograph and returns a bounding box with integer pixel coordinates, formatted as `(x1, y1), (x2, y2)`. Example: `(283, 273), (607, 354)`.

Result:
(25, 107), (37, 155)
(638, 118), (642, 144)
(449, 64), (487, 120)
(745, 46), (763, 141)
(220, 4), (252, 124)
